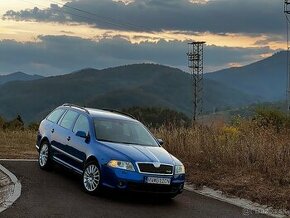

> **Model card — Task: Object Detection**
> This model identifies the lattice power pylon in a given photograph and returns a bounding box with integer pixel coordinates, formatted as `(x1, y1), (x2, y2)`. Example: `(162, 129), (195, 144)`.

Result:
(284, 0), (290, 113)
(187, 42), (205, 121)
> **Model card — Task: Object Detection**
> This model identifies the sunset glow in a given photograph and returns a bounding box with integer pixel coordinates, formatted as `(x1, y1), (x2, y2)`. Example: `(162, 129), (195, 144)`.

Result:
(0, 19), (285, 51)
(0, 0), (285, 75)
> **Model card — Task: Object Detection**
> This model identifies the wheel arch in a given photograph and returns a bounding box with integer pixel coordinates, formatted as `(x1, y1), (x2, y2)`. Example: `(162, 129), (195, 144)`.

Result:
(85, 156), (100, 167)
(40, 137), (50, 146)
(85, 155), (99, 164)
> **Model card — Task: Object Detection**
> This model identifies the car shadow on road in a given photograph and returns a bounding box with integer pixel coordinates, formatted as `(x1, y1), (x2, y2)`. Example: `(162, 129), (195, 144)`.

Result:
(98, 189), (177, 206)
(51, 164), (177, 207)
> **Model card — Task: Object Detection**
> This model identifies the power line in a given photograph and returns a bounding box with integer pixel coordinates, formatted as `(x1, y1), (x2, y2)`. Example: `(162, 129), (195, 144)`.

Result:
(48, 0), (179, 41)
(19, 0), (132, 31)
(16, 0), (178, 41)
(49, 0), (147, 32)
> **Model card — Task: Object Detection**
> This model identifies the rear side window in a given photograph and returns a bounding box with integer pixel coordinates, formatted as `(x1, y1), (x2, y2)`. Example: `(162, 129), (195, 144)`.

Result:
(59, 110), (79, 130)
(47, 109), (65, 123)
(73, 114), (90, 134)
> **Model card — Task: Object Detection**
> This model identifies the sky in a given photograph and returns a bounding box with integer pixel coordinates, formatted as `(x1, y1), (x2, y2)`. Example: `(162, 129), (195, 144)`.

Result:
(0, 0), (286, 75)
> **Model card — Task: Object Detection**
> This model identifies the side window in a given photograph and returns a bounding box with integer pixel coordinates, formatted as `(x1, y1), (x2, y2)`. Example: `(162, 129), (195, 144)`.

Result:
(73, 114), (90, 134)
(46, 109), (65, 123)
(59, 110), (79, 130)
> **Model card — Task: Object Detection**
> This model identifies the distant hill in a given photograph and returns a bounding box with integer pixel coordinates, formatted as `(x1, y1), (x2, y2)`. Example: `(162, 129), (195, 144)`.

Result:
(0, 72), (43, 85)
(205, 51), (287, 101)
(0, 64), (257, 122)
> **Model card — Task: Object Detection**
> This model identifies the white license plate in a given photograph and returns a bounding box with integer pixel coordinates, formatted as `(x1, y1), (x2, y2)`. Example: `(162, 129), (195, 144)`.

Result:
(145, 177), (171, 185)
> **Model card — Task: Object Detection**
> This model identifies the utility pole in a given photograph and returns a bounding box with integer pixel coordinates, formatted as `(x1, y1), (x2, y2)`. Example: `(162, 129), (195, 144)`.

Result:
(187, 42), (205, 121)
(284, 0), (290, 113)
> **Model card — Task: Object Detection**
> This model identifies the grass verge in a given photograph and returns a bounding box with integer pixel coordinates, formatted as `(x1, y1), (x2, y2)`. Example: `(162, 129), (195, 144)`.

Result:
(153, 121), (290, 211)
(0, 130), (37, 159)
(0, 119), (289, 211)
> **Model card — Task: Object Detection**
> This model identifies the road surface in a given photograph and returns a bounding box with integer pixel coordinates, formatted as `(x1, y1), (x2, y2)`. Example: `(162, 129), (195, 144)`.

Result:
(0, 161), (269, 218)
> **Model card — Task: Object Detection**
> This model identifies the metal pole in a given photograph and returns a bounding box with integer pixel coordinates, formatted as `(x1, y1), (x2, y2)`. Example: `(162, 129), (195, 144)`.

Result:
(187, 42), (205, 121)
(284, 1), (290, 114)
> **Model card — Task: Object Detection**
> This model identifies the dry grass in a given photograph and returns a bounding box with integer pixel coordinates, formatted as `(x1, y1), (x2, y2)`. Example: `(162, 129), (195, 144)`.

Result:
(0, 121), (290, 210)
(0, 130), (37, 159)
(153, 120), (290, 210)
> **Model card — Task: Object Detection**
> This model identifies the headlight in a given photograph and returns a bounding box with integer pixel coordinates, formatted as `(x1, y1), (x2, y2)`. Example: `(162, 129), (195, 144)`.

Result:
(107, 160), (135, 171)
(175, 165), (185, 175)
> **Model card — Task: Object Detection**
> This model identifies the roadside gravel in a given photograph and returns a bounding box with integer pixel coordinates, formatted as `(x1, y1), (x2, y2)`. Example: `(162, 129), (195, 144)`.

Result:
(0, 169), (11, 205)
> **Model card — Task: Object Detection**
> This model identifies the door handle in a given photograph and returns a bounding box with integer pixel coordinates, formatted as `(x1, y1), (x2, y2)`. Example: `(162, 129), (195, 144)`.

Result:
(51, 129), (54, 133)
(67, 136), (71, 141)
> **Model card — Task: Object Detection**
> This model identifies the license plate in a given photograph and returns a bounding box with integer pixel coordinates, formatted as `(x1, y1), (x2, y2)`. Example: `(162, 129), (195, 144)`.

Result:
(145, 177), (171, 185)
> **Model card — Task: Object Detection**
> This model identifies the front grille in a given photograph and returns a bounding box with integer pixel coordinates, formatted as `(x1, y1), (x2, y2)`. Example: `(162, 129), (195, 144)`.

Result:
(137, 163), (173, 175)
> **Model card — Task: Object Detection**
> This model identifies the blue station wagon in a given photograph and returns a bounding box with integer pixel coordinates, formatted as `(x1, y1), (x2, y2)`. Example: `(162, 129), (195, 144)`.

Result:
(36, 104), (185, 198)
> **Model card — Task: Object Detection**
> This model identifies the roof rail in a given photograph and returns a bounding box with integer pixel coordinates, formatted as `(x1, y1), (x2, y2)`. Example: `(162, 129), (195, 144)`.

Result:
(62, 103), (90, 114)
(101, 108), (136, 119)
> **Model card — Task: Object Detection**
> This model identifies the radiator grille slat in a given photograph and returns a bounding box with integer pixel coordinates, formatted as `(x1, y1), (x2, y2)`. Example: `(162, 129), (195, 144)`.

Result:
(137, 163), (173, 175)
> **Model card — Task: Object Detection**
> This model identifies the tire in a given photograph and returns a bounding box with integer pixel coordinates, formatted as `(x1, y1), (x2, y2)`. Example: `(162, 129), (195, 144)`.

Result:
(82, 161), (102, 195)
(38, 141), (52, 170)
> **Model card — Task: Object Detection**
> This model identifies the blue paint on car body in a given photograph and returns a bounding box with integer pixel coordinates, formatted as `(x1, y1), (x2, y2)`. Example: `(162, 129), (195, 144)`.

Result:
(36, 104), (185, 196)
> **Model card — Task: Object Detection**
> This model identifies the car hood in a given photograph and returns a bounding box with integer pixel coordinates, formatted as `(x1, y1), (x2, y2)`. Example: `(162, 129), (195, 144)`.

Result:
(100, 141), (176, 165)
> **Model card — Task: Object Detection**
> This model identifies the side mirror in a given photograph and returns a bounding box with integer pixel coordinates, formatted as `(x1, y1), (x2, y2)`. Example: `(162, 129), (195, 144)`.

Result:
(157, 138), (164, 145)
(76, 131), (87, 138)
(76, 131), (90, 143)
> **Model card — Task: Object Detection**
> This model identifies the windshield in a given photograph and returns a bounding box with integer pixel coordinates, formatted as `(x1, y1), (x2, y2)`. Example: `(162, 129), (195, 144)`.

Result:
(94, 118), (159, 147)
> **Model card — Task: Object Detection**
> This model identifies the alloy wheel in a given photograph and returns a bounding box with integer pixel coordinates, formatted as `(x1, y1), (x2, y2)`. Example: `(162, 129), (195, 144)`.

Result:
(83, 164), (100, 192)
(39, 144), (49, 167)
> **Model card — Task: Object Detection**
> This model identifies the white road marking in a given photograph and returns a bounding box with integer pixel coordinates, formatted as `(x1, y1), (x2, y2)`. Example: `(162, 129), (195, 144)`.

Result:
(0, 159), (37, 162)
(0, 164), (22, 213)
(185, 183), (288, 218)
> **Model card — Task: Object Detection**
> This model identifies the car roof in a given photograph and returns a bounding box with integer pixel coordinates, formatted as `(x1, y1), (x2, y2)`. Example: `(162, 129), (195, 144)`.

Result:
(60, 105), (136, 122)
(87, 108), (136, 121)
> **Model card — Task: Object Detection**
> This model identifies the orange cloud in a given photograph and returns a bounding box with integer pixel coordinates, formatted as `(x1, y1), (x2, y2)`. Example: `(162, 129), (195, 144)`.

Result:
(0, 19), (285, 51)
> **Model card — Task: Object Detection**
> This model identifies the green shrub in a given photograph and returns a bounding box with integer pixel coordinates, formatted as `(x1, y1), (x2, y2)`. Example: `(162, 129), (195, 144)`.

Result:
(3, 115), (24, 130)
(0, 116), (5, 129)
(27, 122), (39, 131)
(254, 107), (289, 132)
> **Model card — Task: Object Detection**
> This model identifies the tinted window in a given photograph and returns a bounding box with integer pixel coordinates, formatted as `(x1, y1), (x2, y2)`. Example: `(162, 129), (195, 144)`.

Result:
(73, 114), (90, 134)
(47, 109), (65, 123)
(59, 110), (79, 130)
(94, 119), (158, 147)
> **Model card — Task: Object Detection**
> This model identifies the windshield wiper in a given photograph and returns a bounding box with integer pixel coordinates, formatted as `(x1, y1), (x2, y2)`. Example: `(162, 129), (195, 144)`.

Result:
(98, 139), (120, 144)
(98, 139), (155, 147)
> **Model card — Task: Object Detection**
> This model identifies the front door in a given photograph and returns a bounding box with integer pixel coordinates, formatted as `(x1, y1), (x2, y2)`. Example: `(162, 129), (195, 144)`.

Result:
(68, 114), (90, 171)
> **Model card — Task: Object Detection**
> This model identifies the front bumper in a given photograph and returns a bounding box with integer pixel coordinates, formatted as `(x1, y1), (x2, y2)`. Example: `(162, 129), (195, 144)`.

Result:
(36, 131), (42, 152)
(101, 165), (185, 194)
(125, 182), (184, 194)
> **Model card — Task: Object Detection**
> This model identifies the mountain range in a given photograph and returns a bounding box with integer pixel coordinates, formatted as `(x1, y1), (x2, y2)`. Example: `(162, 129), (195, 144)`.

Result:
(0, 51), (287, 122)
(205, 51), (287, 101)
(0, 72), (43, 85)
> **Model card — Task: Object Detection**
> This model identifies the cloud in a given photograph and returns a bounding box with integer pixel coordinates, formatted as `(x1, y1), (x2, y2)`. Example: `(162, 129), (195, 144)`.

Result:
(3, 0), (285, 34)
(0, 35), (274, 75)
(3, 4), (71, 23)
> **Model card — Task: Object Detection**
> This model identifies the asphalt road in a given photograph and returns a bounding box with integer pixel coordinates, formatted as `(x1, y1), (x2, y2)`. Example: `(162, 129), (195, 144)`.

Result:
(0, 161), (269, 218)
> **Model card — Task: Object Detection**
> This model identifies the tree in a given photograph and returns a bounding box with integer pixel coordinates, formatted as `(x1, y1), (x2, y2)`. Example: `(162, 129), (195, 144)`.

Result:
(122, 107), (190, 128)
